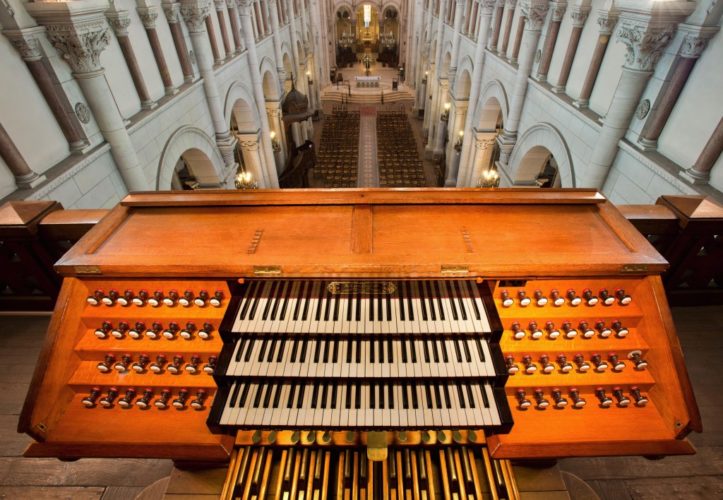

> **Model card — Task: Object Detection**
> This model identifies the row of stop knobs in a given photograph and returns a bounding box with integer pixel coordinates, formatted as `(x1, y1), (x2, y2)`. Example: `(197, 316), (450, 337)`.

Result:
(515, 386), (649, 410)
(510, 320), (629, 340)
(94, 321), (214, 340)
(506, 351), (648, 375)
(96, 353), (216, 375)
(82, 387), (208, 410)
(86, 289), (224, 308)
(500, 288), (632, 308)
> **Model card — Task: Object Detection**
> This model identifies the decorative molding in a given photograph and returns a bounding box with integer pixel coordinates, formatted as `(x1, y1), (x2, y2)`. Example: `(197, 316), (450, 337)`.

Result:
(214, 0), (226, 11)
(106, 11), (131, 37)
(180, 0), (212, 32)
(521, 1), (549, 30)
(570, 6), (590, 28)
(596, 11), (618, 36)
(162, 2), (182, 24)
(75, 102), (91, 124)
(137, 7), (159, 30)
(636, 99), (650, 120)
(481, 0), (497, 14)
(7, 33), (43, 62)
(680, 33), (708, 58)
(475, 138), (496, 150)
(551, 1), (567, 22)
(616, 20), (675, 72)
(45, 19), (111, 74)
(239, 139), (259, 151)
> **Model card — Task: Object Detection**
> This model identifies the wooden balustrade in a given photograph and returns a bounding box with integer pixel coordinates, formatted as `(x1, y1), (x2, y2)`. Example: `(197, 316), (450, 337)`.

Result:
(0, 194), (720, 312)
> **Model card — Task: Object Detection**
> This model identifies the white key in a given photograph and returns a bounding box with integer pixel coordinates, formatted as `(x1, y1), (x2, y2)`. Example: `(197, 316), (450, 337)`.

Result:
(448, 384), (466, 427)
(307, 281), (322, 335)
(480, 340), (494, 377)
(451, 339), (469, 378)
(411, 282), (427, 336)
(220, 382), (237, 425)
(302, 383), (315, 427)
(393, 340), (403, 378)
(439, 384), (452, 428)
(337, 384), (346, 428)
(485, 383), (501, 426)
(468, 280), (492, 332)
(415, 340), (428, 378)
(340, 293), (350, 337)
(405, 385), (416, 428)
(373, 340), (382, 378)
(473, 383), (492, 427)
(394, 385), (404, 428)
(463, 384), (477, 428)
(415, 384), (426, 427)
(382, 384), (391, 428)
(277, 384), (291, 426)
(226, 339), (243, 376)
(340, 340), (349, 378)
(364, 384), (373, 428)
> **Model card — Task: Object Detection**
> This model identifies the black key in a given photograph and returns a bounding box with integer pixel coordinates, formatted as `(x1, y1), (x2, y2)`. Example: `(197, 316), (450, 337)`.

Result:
(235, 338), (247, 362)
(229, 382), (242, 408)
(419, 283), (428, 321)
(377, 289), (383, 322)
(266, 338), (277, 363)
(243, 338), (256, 363)
(410, 385), (419, 409)
(276, 338), (286, 362)
(333, 291), (340, 322)
(462, 339), (472, 362)
(279, 281), (293, 320)
(465, 281), (482, 321)
(423, 339), (431, 363)
(370, 340), (375, 363)
(409, 338), (417, 363)
(269, 281), (282, 320)
(239, 281), (257, 320)
(263, 384), (274, 408)
(377, 384), (383, 410)
(398, 282), (406, 321)
(457, 384), (467, 409)
(465, 384), (475, 409)
(387, 339), (394, 362)
(272, 384), (282, 408)
(356, 289), (362, 322)
(238, 383), (251, 407)
(402, 384), (409, 409)
(431, 340), (439, 363)
(439, 339), (448, 363)
(323, 286), (332, 322)
(378, 339), (384, 363)
(345, 383), (352, 409)
(248, 281), (264, 320)
(332, 340), (339, 363)
(290, 339), (299, 363)
(314, 339), (322, 363)
(446, 282), (459, 321)
(257, 339), (268, 362)
(386, 294), (392, 323)
(434, 281), (446, 321)
(406, 282), (415, 321)
(442, 385), (451, 409)
(369, 290), (375, 321)
(323, 339), (331, 363)
(346, 340), (353, 363)
(454, 281), (468, 320)
(287, 384), (296, 409)
(346, 292), (354, 321)
(424, 385), (433, 409)
(400, 339), (408, 363)
(252, 384), (264, 408)
(293, 281), (306, 321)
(331, 384), (338, 408)
(434, 384), (442, 409)
(315, 281), (325, 321)
(296, 384), (306, 408)
(355, 383), (362, 409)
(299, 338), (309, 363)
(320, 384), (328, 408)
(262, 281), (278, 320)
(355, 339), (361, 363)
(388, 384), (394, 409)
(453, 338), (463, 362)
(479, 383), (490, 408)
(475, 338), (486, 361)
(301, 281), (312, 321)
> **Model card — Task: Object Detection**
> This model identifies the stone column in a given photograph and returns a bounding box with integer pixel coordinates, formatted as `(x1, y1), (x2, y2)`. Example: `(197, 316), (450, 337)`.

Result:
(106, 9), (156, 110)
(497, 0), (517, 56)
(266, 101), (288, 169)
(488, 0), (505, 51)
(457, 0), (495, 186)
(444, 98), (468, 186)
(306, 0), (323, 110)
(0, 123), (46, 189)
(551, 5), (588, 93)
(573, 10), (617, 108)
(509, 14), (525, 64)
(236, 132), (266, 184)
(227, 0), (244, 54)
(213, 0), (235, 58)
(162, 1), (196, 83)
(4, 28), (90, 154)
(433, 78), (450, 159)
(498, 0), (548, 164)
(138, 6), (179, 96)
(426, 0), (450, 153)
(638, 27), (713, 149)
(28, 3), (147, 191)
(285, 0), (300, 70)
(533, 1), (566, 81)
(447, 0), (467, 87)
(468, 130), (497, 186)
(681, 117), (723, 184)
(239, 0), (280, 187)
(180, 0), (237, 169)
(582, 19), (678, 188)
(268, 0), (287, 91)
(204, 12), (224, 64)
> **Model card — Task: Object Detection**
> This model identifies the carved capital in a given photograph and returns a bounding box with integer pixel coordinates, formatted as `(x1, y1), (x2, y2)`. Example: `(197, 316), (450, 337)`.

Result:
(162, 2), (182, 24)
(615, 20), (675, 72)
(180, 0), (212, 32)
(226, 0), (237, 9)
(6, 31), (44, 61)
(680, 33), (708, 58)
(596, 11), (618, 36)
(137, 7), (159, 30)
(214, 0), (226, 11)
(45, 19), (111, 74)
(238, 0), (254, 10)
(106, 11), (131, 37)
(521, 1), (549, 31)
(505, 0), (517, 8)
(239, 139), (259, 151)
(570, 6), (590, 28)
(475, 138), (496, 150)
(481, 0), (497, 15)
(551, 1), (567, 23)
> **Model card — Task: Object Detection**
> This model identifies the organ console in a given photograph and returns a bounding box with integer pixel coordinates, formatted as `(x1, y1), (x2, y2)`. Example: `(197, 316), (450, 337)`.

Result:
(18, 189), (701, 495)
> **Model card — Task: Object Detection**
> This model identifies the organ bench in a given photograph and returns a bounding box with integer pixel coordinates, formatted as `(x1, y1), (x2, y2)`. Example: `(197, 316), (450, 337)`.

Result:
(18, 189), (701, 496)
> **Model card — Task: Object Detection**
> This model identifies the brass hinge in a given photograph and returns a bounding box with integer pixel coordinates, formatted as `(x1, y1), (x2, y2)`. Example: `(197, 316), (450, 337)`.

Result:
(253, 265), (282, 276)
(74, 265), (101, 275)
(441, 265), (469, 276)
(621, 264), (649, 273)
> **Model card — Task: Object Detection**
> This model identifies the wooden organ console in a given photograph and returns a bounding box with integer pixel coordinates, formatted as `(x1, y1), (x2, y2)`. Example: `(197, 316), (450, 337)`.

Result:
(18, 189), (701, 498)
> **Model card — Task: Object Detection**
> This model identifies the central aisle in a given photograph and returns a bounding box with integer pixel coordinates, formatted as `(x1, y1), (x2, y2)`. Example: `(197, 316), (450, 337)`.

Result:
(357, 106), (379, 187)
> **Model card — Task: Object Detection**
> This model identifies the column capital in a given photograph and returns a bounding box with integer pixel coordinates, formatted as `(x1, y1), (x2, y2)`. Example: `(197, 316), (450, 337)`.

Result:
(570, 6), (590, 28)
(214, 0), (226, 11)
(677, 24), (718, 58)
(4, 27), (46, 62)
(481, 0), (497, 15)
(550, 1), (567, 23)
(521, 0), (550, 31)
(237, 0), (254, 11)
(137, 7), (160, 30)
(615, 19), (675, 71)
(505, 0), (517, 8)
(596, 10), (619, 36)
(106, 10), (131, 37)
(180, 0), (212, 32)
(46, 20), (111, 74)
(162, 2), (182, 23)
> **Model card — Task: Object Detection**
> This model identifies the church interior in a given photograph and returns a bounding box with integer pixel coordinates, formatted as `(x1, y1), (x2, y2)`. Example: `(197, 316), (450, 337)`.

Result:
(0, 0), (721, 498)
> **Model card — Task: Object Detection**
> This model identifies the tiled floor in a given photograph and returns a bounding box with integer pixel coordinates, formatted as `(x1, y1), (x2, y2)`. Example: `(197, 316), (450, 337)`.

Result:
(1, 305), (721, 498)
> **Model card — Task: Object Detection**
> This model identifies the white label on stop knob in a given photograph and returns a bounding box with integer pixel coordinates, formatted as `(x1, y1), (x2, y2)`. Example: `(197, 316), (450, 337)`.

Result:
(163, 331), (175, 339)
(620, 297), (632, 305)
(514, 332), (525, 340)
(132, 298), (144, 306)
(536, 298), (548, 306)
(502, 299), (513, 308)
(548, 331), (560, 339)
(583, 330), (595, 338)
(553, 298), (565, 306)
(148, 299), (159, 307)
(179, 299), (190, 307)
(519, 298), (531, 307)
(162, 298), (175, 306)
(180, 331), (192, 340)
(210, 298), (221, 307)
(194, 298), (206, 307)
(531, 331), (543, 340)
(86, 297), (99, 306)
(565, 330), (577, 339)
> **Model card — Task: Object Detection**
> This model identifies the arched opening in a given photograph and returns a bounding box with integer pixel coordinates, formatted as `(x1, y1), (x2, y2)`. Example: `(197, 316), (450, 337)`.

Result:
(378, 6), (399, 67)
(515, 146), (561, 187)
(229, 96), (263, 187)
(335, 6), (356, 67)
(262, 68), (280, 102)
(282, 52), (294, 93)
(171, 148), (219, 190)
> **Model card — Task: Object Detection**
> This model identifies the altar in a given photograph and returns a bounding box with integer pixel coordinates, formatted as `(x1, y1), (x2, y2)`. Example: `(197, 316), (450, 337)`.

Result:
(354, 75), (381, 88)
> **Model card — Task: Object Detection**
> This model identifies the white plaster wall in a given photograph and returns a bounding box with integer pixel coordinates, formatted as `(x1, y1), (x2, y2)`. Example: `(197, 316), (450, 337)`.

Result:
(657, 29), (723, 174)
(563, 9), (595, 99)
(546, 6), (573, 89)
(101, 27), (143, 119)
(0, 157), (16, 200)
(587, 28), (625, 117)
(0, 35), (69, 175)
